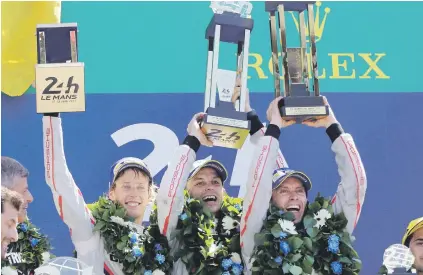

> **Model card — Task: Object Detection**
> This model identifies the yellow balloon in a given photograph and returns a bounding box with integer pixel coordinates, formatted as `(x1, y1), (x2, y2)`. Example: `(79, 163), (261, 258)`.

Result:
(1, 1), (61, 97)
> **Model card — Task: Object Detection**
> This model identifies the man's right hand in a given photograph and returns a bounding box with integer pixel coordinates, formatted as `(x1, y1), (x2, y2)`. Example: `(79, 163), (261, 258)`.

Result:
(187, 113), (213, 147)
(266, 97), (295, 129)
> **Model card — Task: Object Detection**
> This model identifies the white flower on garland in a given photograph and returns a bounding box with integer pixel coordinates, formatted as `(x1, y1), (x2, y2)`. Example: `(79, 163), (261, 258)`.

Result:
(222, 216), (239, 234)
(152, 269), (166, 275)
(313, 209), (331, 229)
(110, 216), (129, 227)
(1, 266), (18, 275)
(41, 251), (51, 264)
(278, 219), (298, 235)
(110, 216), (143, 234)
(209, 242), (218, 257)
(230, 252), (242, 264)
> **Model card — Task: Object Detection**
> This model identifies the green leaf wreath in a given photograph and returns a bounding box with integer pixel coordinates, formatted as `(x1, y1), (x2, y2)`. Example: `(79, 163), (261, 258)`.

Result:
(89, 196), (173, 275)
(251, 194), (361, 275)
(150, 191), (244, 275)
(1, 219), (53, 275)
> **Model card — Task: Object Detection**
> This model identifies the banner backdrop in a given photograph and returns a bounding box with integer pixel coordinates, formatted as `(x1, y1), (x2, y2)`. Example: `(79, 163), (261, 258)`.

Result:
(2, 92), (423, 274)
(11, 1), (423, 96)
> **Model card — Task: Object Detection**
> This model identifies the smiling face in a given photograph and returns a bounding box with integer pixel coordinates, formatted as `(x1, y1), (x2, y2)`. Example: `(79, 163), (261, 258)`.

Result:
(271, 177), (307, 223)
(108, 168), (151, 223)
(186, 167), (224, 214)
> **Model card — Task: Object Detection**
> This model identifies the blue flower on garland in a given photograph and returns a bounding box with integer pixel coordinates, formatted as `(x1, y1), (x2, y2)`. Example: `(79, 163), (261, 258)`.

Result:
(154, 243), (163, 251)
(279, 241), (290, 255)
(132, 246), (143, 257)
(180, 213), (188, 221)
(274, 256), (283, 265)
(129, 232), (138, 244)
(232, 263), (243, 275)
(331, 261), (343, 275)
(19, 223), (28, 232)
(222, 258), (233, 270)
(328, 234), (340, 253)
(155, 253), (165, 264)
(234, 204), (242, 211)
(279, 210), (285, 215)
(279, 232), (287, 239)
(144, 271), (152, 275)
(222, 272), (230, 275)
(30, 238), (39, 247)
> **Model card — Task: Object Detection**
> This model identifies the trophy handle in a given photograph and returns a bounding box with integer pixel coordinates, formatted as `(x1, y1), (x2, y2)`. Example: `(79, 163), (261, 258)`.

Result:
(277, 4), (291, 97)
(204, 25), (222, 112)
(238, 29), (250, 113)
(307, 4), (320, 96)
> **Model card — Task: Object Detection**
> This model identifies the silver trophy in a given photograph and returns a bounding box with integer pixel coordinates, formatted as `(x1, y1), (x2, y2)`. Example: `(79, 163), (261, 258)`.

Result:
(201, 1), (253, 150)
(382, 244), (416, 274)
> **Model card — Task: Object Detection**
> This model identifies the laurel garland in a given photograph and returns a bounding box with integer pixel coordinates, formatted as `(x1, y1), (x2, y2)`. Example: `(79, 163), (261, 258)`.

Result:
(1, 220), (52, 275)
(251, 194), (361, 275)
(150, 191), (244, 275)
(89, 196), (173, 275)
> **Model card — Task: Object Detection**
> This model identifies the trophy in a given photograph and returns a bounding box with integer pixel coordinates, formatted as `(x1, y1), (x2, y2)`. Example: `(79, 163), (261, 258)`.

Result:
(265, 2), (329, 123)
(35, 23), (85, 113)
(381, 244), (416, 275)
(200, 1), (253, 149)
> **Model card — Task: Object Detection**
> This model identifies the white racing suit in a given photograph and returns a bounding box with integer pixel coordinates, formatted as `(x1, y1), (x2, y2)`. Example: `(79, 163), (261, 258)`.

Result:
(42, 116), (141, 275)
(156, 136), (197, 275)
(240, 123), (367, 274)
(156, 112), (289, 275)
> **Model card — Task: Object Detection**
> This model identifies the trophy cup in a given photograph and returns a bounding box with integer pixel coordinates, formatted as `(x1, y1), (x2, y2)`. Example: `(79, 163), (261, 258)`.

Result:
(35, 23), (85, 113)
(265, 2), (328, 123)
(200, 1), (253, 149)
(381, 244), (416, 275)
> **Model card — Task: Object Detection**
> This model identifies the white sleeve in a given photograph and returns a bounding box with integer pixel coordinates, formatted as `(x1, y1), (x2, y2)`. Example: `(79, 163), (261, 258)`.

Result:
(330, 133), (367, 234)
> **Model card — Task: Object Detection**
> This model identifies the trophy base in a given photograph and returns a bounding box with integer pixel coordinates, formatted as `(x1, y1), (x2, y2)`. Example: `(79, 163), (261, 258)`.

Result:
(279, 96), (329, 123)
(201, 104), (250, 149)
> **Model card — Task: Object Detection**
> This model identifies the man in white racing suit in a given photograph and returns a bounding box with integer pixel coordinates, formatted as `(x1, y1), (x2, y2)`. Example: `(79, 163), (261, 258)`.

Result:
(240, 97), (367, 273)
(155, 90), (291, 274)
(42, 113), (156, 275)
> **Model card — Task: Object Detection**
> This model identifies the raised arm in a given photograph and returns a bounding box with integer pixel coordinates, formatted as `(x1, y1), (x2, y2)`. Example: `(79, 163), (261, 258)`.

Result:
(302, 98), (367, 235)
(327, 126), (367, 234)
(231, 90), (289, 198)
(156, 113), (211, 239)
(42, 114), (94, 245)
(156, 140), (197, 239)
(240, 98), (295, 269)
(248, 110), (289, 169)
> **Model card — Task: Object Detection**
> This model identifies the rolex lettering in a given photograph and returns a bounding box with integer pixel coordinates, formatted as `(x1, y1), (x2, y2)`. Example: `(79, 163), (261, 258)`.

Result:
(35, 23), (86, 113)
(265, 1), (329, 123)
(201, 1), (254, 149)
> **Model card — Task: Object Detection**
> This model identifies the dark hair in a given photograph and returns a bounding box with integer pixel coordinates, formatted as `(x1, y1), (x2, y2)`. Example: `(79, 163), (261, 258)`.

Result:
(1, 156), (29, 189)
(1, 186), (23, 214)
(405, 235), (412, 248)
